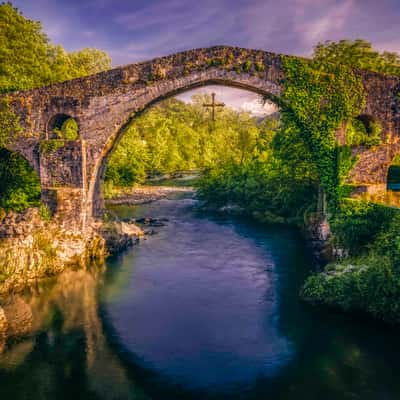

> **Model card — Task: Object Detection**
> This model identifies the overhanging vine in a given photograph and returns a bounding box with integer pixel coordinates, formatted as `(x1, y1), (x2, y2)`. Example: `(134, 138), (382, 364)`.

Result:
(281, 57), (366, 210)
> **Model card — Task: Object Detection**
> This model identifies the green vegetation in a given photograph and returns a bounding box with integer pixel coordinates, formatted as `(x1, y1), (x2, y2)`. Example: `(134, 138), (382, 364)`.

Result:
(0, 2), (111, 212)
(195, 40), (400, 323)
(302, 200), (400, 322)
(197, 115), (319, 223)
(281, 56), (365, 208)
(0, 2), (111, 93)
(346, 117), (382, 147)
(313, 39), (400, 76)
(297, 41), (400, 323)
(0, 97), (22, 147)
(53, 117), (79, 140)
(105, 95), (271, 186)
(0, 148), (41, 211)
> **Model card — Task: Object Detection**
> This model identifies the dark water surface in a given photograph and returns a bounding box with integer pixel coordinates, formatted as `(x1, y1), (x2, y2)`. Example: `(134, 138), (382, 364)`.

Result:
(1, 197), (400, 400)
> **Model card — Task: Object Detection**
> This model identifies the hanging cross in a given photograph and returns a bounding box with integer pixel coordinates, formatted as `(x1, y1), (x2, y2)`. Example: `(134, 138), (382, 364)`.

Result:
(202, 93), (225, 121)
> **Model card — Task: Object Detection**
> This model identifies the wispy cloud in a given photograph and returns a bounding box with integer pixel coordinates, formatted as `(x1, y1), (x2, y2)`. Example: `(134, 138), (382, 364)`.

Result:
(11, 0), (400, 65)
(293, 0), (355, 49)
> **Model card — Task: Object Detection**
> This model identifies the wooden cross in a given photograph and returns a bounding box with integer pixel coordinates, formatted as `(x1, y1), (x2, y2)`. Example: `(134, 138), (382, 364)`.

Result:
(202, 93), (225, 121)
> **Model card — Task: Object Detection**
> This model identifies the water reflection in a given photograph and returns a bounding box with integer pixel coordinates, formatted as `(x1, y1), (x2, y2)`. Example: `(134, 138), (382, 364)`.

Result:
(0, 267), (149, 399)
(1, 199), (400, 399)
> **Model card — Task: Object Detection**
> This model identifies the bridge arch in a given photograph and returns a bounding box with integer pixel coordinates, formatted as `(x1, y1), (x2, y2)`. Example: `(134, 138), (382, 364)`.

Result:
(355, 114), (381, 136)
(89, 76), (283, 217)
(47, 113), (80, 140)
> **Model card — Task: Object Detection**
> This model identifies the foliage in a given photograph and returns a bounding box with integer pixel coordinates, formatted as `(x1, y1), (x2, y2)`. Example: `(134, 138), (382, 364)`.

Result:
(197, 117), (319, 223)
(303, 201), (400, 322)
(39, 139), (65, 154)
(39, 203), (52, 221)
(0, 97), (22, 147)
(371, 213), (400, 265)
(0, 2), (111, 93)
(301, 256), (400, 323)
(329, 199), (397, 255)
(336, 145), (357, 198)
(242, 60), (252, 72)
(346, 118), (382, 147)
(106, 96), (266, 186)
(313, 39), (400, 76)
(0, 148), (40, 211)
(297, 39), (400, 323)
(53, 117), (79, 140)
(281, 56), (365, 208)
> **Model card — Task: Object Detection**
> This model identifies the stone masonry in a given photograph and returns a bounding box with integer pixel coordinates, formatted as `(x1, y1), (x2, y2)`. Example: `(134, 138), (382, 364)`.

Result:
(1, 46), (399, 230)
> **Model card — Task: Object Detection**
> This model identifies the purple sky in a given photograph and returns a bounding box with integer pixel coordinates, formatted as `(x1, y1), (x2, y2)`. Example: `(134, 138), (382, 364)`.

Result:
(11, 0), (400, 116)
(12, 0), (400, 66)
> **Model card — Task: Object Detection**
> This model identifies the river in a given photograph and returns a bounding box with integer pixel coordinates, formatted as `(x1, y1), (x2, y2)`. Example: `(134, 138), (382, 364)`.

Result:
(1, 195), (400, 399)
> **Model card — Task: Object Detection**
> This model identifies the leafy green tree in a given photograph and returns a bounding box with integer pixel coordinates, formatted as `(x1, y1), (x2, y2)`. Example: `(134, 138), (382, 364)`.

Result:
(105, 97), (272, 187)
(0, 148), (40, 211)
(313, 39), (400, 75)
(67, 48), (112, 78)
(0, 2), (111, 93)
(0, 2), (53, 92)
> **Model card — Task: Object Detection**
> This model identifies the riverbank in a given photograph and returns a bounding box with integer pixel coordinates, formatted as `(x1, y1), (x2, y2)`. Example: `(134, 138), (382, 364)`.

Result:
(0, 185), (180, 295)
(301, 198), (400, 324)
(0, 208), (106, 296)
(105, 185), (195, 205)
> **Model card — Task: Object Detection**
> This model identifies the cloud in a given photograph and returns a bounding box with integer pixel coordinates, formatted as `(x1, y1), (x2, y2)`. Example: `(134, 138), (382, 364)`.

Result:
(241, 99), (277, 116)
(294, 0), (356, 49)
(11, 0), (400, 65)
(176, 85), (278, 116)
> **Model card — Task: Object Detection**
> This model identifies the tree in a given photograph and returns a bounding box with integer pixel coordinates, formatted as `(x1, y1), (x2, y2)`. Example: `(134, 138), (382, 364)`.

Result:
(0, 2), (112, 93)
(0, 2), (53, 92)
(68, 48), (112, 78)
(313, 39), (400, 75)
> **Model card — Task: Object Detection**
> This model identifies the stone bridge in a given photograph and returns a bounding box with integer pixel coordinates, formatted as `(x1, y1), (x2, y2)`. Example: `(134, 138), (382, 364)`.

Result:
(4, 46), (400, 231)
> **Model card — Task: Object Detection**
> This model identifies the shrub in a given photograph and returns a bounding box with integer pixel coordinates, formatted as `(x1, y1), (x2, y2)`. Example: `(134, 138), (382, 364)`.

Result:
(329, 199), (397, 254)
(302, 256), (400, 323)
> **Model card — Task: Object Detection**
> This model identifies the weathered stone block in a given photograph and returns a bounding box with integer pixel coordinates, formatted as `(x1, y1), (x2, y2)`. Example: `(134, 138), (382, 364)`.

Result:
(42, 188), (87, 230)
(39, 140), (86, 188)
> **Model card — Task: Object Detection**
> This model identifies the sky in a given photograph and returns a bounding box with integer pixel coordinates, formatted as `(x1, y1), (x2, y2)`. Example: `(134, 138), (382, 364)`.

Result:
(11, 0), (400, 116)
(176, 86), (278, 116)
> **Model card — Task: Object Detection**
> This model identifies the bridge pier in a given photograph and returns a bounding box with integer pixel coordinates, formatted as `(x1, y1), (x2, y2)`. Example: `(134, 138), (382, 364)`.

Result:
(41, 187), (88, 231)
(39, 140), (89, 231)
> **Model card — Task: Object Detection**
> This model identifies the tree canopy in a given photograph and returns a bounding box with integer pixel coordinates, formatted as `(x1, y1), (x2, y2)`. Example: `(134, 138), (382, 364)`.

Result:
(105, 96), (275, 186)
(0, 2), (111, 93)
(313, 39), (400, 76)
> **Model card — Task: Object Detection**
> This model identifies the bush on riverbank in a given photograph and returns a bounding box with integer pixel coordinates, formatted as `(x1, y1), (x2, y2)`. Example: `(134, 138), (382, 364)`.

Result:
(302, 201), (400, 323)
(329, 199), (398, 255)
(302, 256), (400, 322)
